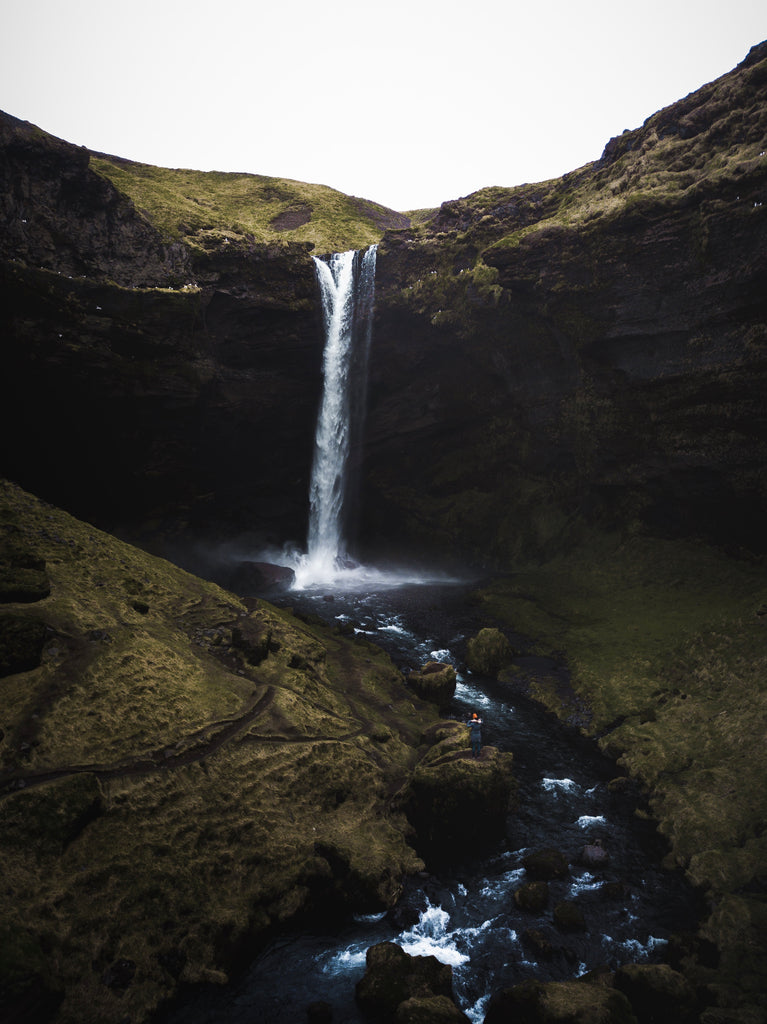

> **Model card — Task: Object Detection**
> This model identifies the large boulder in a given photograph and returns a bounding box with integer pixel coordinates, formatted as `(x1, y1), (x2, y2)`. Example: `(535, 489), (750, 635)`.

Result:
(465, 628), (514, 678)
(407, 662), (457, 706)
(355, 942), (468, 1022)
(580, 839), (610, 869)
(484, 978), (636, 1024)
(399, 722), (516, 863)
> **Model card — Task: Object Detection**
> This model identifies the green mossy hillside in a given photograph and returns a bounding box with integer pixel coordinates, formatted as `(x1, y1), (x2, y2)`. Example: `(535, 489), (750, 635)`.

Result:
(90, 155), (408, 256)
(472, 534), (767, 1013)
(0, 480), (435, 1024)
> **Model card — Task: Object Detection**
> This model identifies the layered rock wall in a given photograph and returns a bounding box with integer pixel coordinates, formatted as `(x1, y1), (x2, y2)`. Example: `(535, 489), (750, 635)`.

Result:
(362, 42), (767, 565)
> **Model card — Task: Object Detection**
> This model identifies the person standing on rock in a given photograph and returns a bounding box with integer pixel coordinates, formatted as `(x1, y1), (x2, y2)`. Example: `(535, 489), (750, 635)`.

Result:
(468, 712), (483, 757)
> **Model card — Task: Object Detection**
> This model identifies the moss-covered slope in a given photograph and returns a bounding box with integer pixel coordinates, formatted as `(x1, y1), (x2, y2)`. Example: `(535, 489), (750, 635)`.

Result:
(0, 479), (435, 1024)
(471, 534), (767, 1016)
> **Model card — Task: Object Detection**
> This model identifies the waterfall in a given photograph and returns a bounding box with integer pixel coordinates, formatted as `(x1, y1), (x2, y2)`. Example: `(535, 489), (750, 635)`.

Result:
(300, 245), (377, 583)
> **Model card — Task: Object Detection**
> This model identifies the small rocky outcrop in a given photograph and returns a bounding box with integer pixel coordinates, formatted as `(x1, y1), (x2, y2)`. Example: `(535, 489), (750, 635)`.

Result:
(399, 722), (516, 863)
(355, 942), (468, 1023)
(407, 662), (457, 705)
(465, 628), (515, 678)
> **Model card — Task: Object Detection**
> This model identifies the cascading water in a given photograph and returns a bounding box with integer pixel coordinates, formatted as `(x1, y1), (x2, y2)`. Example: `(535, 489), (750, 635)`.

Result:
(296, 246), (377, 587)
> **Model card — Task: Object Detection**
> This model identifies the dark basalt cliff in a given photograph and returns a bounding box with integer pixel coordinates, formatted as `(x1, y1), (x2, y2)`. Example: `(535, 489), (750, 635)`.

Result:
(365, 41), (767, 565)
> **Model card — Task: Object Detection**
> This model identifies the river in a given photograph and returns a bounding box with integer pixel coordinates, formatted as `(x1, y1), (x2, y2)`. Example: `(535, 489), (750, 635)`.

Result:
(163, 574), (700, 1024)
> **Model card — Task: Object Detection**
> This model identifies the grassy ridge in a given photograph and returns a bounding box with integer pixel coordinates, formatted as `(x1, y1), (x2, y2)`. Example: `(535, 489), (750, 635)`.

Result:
(90, 155), (408, 255)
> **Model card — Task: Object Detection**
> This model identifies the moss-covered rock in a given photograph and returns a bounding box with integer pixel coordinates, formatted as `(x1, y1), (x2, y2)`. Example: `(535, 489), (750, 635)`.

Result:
(553, 901), (586, 932)
(465, 627), (515, 677)
(513, 881), (549, 913)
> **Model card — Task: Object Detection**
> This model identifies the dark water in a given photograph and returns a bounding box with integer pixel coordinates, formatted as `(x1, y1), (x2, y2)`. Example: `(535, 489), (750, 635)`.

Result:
(165, 577), (699, 1023)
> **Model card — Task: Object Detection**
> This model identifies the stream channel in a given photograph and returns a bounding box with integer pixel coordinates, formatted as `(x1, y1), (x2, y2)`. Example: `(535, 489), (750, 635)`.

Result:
(166, 575), (700, 1023)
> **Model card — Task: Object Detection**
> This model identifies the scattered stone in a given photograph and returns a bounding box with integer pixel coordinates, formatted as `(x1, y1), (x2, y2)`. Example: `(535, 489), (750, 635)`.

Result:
(599, 881), (628, 900)
(580, 838), (610, 869)
(521, 927), (556, 960)
(86, 629), (113, 643)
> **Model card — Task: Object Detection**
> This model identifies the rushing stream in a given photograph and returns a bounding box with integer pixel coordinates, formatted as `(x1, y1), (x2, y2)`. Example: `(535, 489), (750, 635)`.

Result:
(166, 575), (700, 1024)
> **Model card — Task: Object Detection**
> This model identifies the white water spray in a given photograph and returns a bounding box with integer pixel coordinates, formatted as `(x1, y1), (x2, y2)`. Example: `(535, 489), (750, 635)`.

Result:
(295, 246), (377, 586)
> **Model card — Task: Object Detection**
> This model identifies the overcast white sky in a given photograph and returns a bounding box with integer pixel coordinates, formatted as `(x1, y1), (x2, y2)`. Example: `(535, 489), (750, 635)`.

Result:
(2, 0), (765, 211)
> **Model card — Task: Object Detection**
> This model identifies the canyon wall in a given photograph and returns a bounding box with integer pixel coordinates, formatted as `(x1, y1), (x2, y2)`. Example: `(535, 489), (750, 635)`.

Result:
(1, 43), (766, 568)
(363, 41), (767, 566)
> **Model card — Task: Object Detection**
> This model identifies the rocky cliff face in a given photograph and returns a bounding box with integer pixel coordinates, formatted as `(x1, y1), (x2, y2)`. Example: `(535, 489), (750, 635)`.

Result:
(1, 44), (766, 568)
(364, 40), (767, 565)
(0, 113), (325, 546)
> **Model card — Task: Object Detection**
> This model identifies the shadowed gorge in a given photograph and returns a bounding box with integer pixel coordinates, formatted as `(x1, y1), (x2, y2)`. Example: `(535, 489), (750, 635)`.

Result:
(1, 39), (766, 1024)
